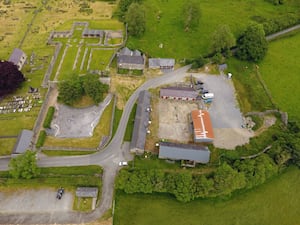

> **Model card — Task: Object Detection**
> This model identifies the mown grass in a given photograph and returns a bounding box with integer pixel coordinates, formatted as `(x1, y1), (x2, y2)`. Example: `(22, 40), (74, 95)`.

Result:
(44, 97), (114, 148)
(123, 103), (137, 142)
(114, 166), (300, 225)
(127, 0), (300, 59)
(0, 138), (16, 156)
(89, 49), (115, 71)
(112, 107), (123, 137)
(259, 32), (300, 121)
(73, 196), (93, 212)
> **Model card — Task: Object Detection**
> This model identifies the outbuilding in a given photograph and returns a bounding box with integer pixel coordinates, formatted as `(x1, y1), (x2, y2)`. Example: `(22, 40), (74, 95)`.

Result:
(159, 141), (210, 166)
(160, 86), (198, 101)
(11, 129), (33, 156)
(191, 110), (214, 143)
(149, 58), (175, 70)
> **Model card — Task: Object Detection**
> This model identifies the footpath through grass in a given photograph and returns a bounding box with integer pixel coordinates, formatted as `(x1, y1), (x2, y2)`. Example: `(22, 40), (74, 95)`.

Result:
(114, 166), (300, 225)
(259, 32), (300, 121)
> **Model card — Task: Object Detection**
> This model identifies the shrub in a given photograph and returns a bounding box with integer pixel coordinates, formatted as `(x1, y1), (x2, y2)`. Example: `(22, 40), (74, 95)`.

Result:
(36, 130), (46, 148)
(43, 106), (55, 129)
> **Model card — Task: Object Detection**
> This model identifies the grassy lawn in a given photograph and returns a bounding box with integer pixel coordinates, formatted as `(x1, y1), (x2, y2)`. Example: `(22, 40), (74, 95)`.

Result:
(73, 196), (93, 212)
(89, 49), (115, 71)
(114, 166), (300, 225)
(227, 58), (273, 113)
(112, 107), (123, 137)
(44, 97), (114, 148)
(259, 32), (300, 121)
(124, 103), (137, 142)
(0, 138), (16, 156)
(127, 0), (300, 59)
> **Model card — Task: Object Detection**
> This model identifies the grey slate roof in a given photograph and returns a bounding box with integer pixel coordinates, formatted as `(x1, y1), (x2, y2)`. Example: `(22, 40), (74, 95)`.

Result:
(76, 187), (98, 198)
(8, 48), (25, 65)
(130, 90), (151, 152)
(160, 86), (198, 99)
(12, 129), (33, 154)
(82, 28), (104, 36)
(159, 142), (210, 163)
(117, 47), (144, 65)
(149, 58), (175, 68)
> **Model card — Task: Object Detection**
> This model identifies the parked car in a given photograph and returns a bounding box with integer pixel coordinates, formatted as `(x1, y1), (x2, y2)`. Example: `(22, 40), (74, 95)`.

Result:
(119, 161), (128, 166)
(56, 187), (64, 200)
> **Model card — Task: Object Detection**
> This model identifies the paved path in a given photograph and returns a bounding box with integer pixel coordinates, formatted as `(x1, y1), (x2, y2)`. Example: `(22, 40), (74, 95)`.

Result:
(0, 65), (191, 224)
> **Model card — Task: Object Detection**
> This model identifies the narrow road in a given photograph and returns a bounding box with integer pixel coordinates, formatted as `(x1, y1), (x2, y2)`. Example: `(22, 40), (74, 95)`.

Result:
(0, 65), (191, 224)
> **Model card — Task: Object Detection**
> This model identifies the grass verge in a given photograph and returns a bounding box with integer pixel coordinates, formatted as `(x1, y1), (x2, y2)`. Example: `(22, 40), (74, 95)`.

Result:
(41, 150), (97, 156)
(124, 103), (137, 142)
(0, 138), (16, 156)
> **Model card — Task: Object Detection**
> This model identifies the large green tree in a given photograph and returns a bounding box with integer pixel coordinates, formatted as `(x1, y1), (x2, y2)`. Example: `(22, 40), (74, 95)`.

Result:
(126, 3), (146, 37)
(82, 75), (109, 104)
(182, 0), (201, 32)
(237, 23), (268, 62)
(211, 25), (235, 56)
(58, 76), (83, 105)
(9, 150), (40, 179)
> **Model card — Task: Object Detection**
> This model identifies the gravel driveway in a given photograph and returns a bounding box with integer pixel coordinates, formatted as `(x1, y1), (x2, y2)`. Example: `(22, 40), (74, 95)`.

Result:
(0, 189), (73, 213)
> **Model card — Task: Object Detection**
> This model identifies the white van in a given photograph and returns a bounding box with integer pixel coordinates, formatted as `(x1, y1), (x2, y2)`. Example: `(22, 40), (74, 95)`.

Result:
(201, 93), (214, 99)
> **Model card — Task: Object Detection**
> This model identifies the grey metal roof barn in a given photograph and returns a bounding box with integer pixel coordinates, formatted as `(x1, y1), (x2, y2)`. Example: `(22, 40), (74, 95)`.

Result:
(160, 86), (198, 100)
(8, 48), (27, 70)
(130, 90), (151, 154)
(76, 187), (98, 198)
(117, 47), (145, 70)
(12, 129), (33, 154)
(149, 58), (175, 70)
(159, 142), (210, 164)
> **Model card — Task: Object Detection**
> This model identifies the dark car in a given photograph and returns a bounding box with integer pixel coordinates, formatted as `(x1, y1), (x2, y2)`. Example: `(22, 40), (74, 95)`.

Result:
(56, 187), (64, 200)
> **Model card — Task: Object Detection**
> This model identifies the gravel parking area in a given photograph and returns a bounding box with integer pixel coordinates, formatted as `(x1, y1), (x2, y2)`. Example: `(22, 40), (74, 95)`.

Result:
(51, 93), (112, 138)
(158, 99), (198, 142)
(192, 73), (253, 149)
(0, 189), (73, 213)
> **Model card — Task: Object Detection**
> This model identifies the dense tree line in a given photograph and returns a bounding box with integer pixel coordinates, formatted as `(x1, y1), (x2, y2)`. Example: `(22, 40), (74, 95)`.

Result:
(115, 0), (143, 21)
(117, 122), (300, 202)
(58, 74), (109, 105)
(0, 61), (25, 97)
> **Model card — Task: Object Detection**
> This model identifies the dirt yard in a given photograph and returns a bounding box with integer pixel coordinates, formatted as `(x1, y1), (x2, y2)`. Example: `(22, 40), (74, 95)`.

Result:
(158, 99), (198, 142)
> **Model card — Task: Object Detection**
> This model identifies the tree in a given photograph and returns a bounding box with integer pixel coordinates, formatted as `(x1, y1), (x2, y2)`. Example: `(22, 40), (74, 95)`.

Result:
(116, 0), (143, 21)
(58, 76), (83, 105)
(126, 3), (146, 37)
(0, 61), (25, 97)
(9, 150), (40, 179)
(82, 75), (108, 104)
(182, 0), (201, 32)
(211, 25), (235, 56)
(237, 23), (268, 62)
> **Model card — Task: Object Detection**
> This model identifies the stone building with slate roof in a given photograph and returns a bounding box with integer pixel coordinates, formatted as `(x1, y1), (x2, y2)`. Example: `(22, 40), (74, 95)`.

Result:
(149, 58), (175, 70)
(130, 90), (151, 155)
(8, 48), (27, 70)
(117, 47), (145, 71)
(160, 86), (198, 101)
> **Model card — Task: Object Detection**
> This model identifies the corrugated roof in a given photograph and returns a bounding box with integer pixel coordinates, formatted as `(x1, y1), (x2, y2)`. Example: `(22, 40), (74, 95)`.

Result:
(12, 129), (33, 154)
(8, 48), (25, 65)
(160, 86), (198, 99)
(76, 187), (98, 198)
(149, 58), (175, 68)
(191, 110), (214, 141)
(130, 91), (151, 152)
(159, 142), (210, 163)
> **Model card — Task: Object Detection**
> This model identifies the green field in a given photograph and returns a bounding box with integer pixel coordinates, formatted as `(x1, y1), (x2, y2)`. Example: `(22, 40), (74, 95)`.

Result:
(114, 167), (300, 225)
(127, 0), (300, 59)
(259, 32), (300, 121)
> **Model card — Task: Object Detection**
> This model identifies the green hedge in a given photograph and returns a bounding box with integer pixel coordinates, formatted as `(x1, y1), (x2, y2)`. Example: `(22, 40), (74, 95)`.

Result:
(36, 130), (46, 148)
(43, 106), (55, 129)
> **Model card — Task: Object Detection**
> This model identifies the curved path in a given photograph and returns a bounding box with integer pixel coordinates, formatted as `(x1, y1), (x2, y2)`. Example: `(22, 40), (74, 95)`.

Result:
(0, 65), (191, 224)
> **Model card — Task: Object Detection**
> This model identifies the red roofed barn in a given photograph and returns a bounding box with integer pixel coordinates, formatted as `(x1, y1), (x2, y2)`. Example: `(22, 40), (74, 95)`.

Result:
(191, 110), (214, 143)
